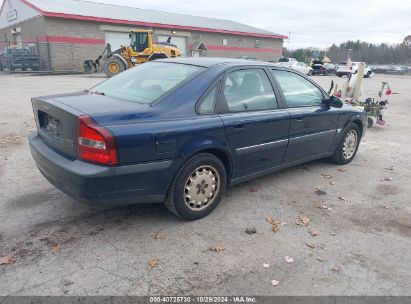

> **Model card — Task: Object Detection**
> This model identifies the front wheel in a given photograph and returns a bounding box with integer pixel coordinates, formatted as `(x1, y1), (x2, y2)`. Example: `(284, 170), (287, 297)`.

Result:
(307, 70), (312, 76)
(164, 153), (227, 220)
(331, 123), (361, 165)
(103, 56), (126, 77)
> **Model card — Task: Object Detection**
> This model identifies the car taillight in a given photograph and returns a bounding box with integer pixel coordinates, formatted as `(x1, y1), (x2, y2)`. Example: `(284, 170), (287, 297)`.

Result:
(77, 115), (118, 165)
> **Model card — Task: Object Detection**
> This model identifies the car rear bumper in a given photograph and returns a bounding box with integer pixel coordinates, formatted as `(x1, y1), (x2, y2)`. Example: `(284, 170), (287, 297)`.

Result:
(29, 131), (174, 203)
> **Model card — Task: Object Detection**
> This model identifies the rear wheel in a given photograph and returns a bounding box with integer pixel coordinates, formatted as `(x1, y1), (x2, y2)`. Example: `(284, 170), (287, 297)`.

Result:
(103, 57), (126, 77)
(337, 73), (342, 77)
(331, 123), (361, 165)
(365, 71), (372, 78)
(164, 153), (227, 220)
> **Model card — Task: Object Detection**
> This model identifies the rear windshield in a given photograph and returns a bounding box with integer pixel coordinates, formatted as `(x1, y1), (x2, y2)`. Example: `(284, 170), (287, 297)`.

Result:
(91, 62), (205, 104)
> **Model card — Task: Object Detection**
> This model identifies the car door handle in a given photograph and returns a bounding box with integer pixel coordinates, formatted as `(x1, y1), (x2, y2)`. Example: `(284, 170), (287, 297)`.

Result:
(295, 117), (304, 122)
(232, 124), (244, 131)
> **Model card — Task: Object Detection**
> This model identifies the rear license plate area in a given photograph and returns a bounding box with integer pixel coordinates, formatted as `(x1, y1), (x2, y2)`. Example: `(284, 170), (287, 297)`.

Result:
(38, 111), (63, 139)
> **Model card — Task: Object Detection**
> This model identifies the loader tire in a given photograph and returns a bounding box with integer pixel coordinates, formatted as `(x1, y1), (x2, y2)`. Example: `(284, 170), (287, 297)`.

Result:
(103, 57), (126, 77)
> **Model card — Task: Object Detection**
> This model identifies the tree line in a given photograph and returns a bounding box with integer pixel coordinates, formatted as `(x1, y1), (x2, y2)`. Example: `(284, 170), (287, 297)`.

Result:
(283, 39), (411, 65)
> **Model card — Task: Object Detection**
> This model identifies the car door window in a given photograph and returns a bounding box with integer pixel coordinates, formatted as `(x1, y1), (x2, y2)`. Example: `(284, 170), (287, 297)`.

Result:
(222, 69), (278, 112)
(198, 85), (219, 115)
(271, 70), (323, 107)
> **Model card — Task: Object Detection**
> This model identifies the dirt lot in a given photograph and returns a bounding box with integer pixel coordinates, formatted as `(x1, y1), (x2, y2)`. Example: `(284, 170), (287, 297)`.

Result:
(0, 72), (410, 296)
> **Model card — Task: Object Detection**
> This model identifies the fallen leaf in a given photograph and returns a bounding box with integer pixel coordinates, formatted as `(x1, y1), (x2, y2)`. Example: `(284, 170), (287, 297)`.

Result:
(309, 230), (320, 237)
(281, 222), (287, 227)
(385, 166), (394, 171)
(154, 231), (165, 240)
(338, 168), (347, 172)
(331, 267), (340, 272)
(315, 202), (328, 209)
(338, 196), (351, 202)
(266, 217), (281, 225)
(51, 244), (61, 253)
(266, 216), (281, 233)
(0, 256), (14, 265)
(148, 259), (159, 269)
(263, 263), (270, 268)
(209, 245), (225, 252)
(296, 215), (310, 226)
(329, 181), (336, 185)
(245, 226), (257, 235)
(314, 187), (327, 195)
(384, 177), (394, 181)
(317, 257), (323, 262)
(329, 230), (337, 236)
(320, 174), (333, 179)
(285, 256), (294, 263)
(271, 279), (280, 286)
(306, 243), (316, 248)
(249, 186), (258, 192)
(272, 225), (280, 233)
(217, 261), (225, 267)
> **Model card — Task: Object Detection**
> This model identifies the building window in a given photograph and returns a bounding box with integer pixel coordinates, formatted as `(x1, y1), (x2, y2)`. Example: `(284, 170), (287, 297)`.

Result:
(255, 40), (260, 48)
(222, 39), (228, 46)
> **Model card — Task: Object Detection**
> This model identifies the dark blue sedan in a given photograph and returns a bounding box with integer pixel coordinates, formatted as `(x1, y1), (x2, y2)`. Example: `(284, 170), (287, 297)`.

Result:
(29, 58), (367, 219)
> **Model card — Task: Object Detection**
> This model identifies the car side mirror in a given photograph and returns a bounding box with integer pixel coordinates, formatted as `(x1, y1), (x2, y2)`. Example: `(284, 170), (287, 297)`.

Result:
(327, 95), (344, 108)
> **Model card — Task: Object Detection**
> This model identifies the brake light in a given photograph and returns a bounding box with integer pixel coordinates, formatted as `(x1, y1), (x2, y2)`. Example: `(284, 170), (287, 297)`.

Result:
(77, 115), (118, 165)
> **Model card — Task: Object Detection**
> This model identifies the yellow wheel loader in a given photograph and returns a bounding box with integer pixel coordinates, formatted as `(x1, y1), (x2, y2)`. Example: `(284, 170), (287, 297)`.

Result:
(84, 30), (182, 77)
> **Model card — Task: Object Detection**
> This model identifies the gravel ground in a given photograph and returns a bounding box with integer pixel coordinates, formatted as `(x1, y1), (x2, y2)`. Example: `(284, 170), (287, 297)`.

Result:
(0, 72), (410, 296)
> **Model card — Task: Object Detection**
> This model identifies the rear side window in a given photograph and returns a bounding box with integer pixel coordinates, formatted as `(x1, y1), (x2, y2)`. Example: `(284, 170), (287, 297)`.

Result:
(271, 70), (323, 107)
(198, 85), (219, 115)
(222, 69), (277, 112)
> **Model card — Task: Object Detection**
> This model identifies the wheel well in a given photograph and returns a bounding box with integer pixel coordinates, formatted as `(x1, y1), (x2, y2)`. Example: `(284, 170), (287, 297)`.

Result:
(352, 119), (363, 138)
(200, 148), (232, 180)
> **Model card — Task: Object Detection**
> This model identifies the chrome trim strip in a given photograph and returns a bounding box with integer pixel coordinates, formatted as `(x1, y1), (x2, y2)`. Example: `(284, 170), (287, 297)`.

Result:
(236, 139), (288, 156)
(289, 129), (336, 144)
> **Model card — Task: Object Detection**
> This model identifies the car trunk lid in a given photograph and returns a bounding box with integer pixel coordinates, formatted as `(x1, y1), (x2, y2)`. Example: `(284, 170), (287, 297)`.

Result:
(32, 97), (83, 159)
(32, 91), (151, 159)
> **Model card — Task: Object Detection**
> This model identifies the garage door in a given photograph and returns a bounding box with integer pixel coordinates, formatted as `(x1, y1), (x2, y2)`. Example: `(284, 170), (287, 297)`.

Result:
(157, 35), (187, 56)
(104, 31), (130, 51)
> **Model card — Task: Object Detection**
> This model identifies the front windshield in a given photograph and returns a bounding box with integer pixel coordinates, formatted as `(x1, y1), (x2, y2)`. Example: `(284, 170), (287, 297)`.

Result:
(91, 62), (205, 104)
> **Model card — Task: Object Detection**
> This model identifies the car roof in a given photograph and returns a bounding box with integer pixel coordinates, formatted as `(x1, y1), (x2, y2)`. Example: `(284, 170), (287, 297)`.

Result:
(159, 57), (271, 68)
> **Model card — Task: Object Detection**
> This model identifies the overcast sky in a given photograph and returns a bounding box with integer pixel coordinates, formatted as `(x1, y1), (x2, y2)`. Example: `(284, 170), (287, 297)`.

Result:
(3, 0), (410, 48)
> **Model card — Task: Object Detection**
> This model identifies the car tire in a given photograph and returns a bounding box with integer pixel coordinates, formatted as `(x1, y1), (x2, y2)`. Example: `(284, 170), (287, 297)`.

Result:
(337, 73), (342, 77)
(324, 70), (328, 76)
(365, 71), (372, 78)
(164, 153), (227, 220)
(308, 70), (312, 76)
(331, 123), (361, 165)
